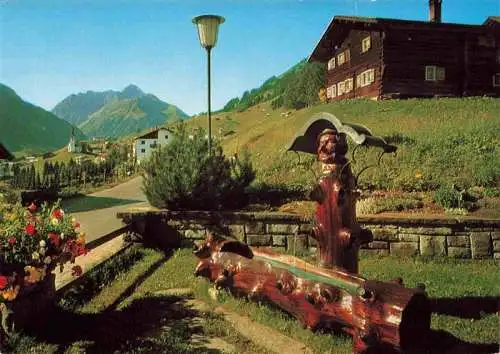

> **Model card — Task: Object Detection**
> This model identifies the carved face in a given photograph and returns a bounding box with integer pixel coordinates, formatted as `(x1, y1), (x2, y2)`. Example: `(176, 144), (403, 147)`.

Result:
(317, 132), (338, 163)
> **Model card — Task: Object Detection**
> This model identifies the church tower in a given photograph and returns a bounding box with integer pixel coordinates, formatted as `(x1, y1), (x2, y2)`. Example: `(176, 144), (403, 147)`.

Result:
(68, 127), (76, 153)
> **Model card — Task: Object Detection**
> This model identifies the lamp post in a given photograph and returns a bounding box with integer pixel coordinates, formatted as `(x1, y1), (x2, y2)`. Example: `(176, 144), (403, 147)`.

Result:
(192, 14), (225, 155)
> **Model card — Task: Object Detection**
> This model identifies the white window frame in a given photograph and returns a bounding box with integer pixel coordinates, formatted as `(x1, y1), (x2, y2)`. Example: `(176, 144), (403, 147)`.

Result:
(337, 52), (346, 66)
(425, 66), (436, 81)
(425, 66), (445, 81)
(328, 57), (336, 71)
(326, 84), (337, 98)
(345, 78), (354, 93)
(493, 73), (500, 87)
(357, 69), (375, 87)
(337, 81), (346, 96)
(361, 36), (371, 53)
(326, 86), (333, 98)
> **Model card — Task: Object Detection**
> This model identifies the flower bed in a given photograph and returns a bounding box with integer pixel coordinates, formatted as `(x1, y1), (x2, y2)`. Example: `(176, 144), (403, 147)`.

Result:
(0, 202), (86, 340)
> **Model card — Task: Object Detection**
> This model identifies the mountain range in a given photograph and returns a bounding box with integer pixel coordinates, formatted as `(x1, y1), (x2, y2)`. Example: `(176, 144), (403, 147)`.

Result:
(52, 84), (189, 138)
(0, 83), (86, 156)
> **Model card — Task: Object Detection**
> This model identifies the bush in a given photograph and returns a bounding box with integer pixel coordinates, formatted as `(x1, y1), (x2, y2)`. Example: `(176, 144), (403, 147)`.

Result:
(142, 125), (255, 210)
(434, 185), (463, 209)
(0, 181), (20, 204)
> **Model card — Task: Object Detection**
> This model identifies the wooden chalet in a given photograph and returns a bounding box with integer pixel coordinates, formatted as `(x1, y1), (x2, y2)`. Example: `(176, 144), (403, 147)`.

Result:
(309, 0), (500, 101)
(0, 143), (14, 161)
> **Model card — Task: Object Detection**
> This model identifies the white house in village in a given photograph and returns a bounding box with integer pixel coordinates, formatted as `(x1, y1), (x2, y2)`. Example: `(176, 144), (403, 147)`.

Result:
(133, 127), (173, 164)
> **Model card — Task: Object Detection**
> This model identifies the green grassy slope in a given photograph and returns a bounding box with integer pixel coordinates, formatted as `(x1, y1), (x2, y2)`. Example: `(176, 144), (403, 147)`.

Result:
(0, 83), (86, 156)
(219, 60), (307, 112)
(79, 94), (189, 138)
(188, 97), (500, 191)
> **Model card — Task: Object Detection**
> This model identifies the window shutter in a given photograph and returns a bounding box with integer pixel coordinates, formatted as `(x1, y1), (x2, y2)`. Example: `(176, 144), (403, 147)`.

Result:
(425, 66), (436, 81)
(437, 67), (445, 81)
(328, 57), (336, 71)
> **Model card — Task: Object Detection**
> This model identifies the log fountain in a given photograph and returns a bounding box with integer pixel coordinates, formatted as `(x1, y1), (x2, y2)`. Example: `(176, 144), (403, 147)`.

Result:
(194, 113), (431, 353)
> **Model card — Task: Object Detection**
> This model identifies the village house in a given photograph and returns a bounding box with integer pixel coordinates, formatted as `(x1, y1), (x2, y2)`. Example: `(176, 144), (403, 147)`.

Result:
(0, 143), (14, 179)
(133, 127), (173, 165)
(309, 1), (500, 101)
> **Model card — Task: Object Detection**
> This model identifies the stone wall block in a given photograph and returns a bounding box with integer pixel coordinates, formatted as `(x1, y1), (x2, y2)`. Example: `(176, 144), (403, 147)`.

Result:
(367, 241), (389, 249)
(245, 222), (266, 235)
(447, 247), (472, 259)
(397, 234), (420, 242)
(272, 235), (288, 247)
(227, 224), (246, 242)
(492, 231), (500, 241)
(267, 224), (299, 235)
(287, 234), (308, 252)
(494, 253), (500, 260)
(247, 234), (272, 246)
(390, 242), (419, 257)
(299, 223), (314, 233)
(470, 232), (491, 259)
(447, 235), (471, 248)
(492, 240), (500, 253)
(399, 227), (452, 236)
(184, 229), (206, 239)
(419, 236), (446, 257)
(371, 228), (398, 241)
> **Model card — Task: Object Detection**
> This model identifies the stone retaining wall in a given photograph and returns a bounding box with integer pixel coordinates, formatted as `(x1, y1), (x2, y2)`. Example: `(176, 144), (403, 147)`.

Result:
(118, 210), (500, 259)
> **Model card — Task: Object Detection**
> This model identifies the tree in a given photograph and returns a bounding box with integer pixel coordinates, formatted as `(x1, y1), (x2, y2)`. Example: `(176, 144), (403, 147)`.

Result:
(142, 124), (255, 210)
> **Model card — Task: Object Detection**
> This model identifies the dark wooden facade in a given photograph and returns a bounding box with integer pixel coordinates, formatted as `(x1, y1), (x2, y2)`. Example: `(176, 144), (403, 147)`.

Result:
(310, 16), (500, 101)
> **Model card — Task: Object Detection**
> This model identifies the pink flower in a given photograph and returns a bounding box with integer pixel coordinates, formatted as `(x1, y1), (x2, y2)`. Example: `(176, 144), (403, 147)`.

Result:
(48, 232), (61, 247)
(25, 224), (36, 236)
(8, 237), (16, 245)
(52, 209), (64, 220)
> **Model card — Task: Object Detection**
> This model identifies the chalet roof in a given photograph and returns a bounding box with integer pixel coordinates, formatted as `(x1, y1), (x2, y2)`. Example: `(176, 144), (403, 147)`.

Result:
(135, 127), (173, 140)
(483, 16), (500, 30)
(309, 15), (490, 62)
(0, 143), (14, 161)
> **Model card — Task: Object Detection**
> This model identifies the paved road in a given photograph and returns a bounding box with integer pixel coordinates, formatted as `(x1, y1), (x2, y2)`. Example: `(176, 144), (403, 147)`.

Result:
(62, 177), (150, 243)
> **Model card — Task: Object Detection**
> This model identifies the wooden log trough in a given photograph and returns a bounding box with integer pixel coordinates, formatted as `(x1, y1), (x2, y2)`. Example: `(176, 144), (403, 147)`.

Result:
(194, 234), (431, 354)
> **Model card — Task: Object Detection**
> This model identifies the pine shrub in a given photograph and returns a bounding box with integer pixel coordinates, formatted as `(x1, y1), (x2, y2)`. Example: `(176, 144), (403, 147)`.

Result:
(141, 125), (255, 210)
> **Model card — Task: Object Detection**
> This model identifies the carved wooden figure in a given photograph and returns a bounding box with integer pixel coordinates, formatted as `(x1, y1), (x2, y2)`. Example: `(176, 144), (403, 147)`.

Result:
(287, 113), (396, 272)
(194, 235), (431, 353)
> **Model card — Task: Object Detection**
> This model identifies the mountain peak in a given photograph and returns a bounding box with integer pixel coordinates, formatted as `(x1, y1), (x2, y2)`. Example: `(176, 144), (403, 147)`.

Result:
(120, 84), (145, 99)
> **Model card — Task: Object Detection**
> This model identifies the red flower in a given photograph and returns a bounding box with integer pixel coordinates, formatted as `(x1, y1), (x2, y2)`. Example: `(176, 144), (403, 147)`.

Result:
(8, 237), (16, 245)
(48, 232), (61, 247)
(52, 209), (64, 220)
(0, 276), (8, 290)
(28, 202), (37, 213)
(25, 224), (36, 236)
(71, 265), (83, 277)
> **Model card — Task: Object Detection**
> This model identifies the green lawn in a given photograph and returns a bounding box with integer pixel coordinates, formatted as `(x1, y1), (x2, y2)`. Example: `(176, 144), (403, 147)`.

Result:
(9, 246), (499, 353)
(187, 98), (500, 192)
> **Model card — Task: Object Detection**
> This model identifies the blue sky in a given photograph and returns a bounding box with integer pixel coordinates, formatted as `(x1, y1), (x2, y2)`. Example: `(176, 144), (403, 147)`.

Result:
(1, 0), (498, 116)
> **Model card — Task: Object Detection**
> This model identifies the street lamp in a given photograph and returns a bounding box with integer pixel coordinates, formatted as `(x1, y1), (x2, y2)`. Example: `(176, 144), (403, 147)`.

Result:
(192, 14), (225, 155)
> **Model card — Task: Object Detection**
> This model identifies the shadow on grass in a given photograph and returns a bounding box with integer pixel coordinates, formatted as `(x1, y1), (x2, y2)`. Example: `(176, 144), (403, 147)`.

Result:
(17, 247), (222, 353)
(19, 295), (221, 354)
(61, 195), (143, 213)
